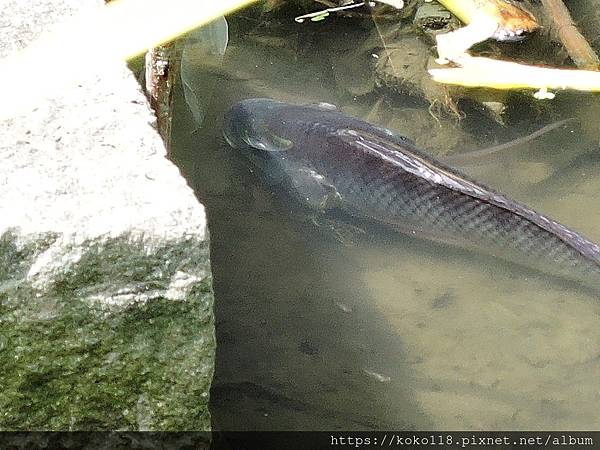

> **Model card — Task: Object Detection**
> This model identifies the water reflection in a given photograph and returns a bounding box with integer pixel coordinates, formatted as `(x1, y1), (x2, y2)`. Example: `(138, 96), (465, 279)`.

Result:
(170, 9), (600, 430)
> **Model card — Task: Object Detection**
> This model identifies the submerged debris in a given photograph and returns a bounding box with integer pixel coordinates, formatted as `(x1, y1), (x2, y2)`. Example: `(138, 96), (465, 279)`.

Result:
(375, 35), (458, 115)
(363, 368), (392, 382)
(414, 2), (460, 36)
(295, 1), (373, 23)
(374, 34), (508, 124)
(294, 0), (415, 23)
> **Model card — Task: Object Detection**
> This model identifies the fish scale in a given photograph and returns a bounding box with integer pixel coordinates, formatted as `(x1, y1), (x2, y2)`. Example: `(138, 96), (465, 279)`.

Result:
(323, 134), (600, 280)
(223, 99), (600, 289)
(390, 167), (592, 282)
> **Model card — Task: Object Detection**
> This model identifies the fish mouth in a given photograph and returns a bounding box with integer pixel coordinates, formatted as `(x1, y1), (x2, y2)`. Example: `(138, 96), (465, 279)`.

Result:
(222, 101), (250, 150)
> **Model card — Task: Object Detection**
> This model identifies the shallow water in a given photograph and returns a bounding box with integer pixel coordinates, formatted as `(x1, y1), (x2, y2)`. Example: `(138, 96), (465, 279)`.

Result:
(171, 7), (600, 430)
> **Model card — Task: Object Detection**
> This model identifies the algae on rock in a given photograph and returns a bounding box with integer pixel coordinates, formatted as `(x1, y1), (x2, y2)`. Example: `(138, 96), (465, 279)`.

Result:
(0, 231), (214, 430)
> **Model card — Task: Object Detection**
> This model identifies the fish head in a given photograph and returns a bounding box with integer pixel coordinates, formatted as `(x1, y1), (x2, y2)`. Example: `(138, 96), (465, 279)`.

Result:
(223, 98), (295, 155)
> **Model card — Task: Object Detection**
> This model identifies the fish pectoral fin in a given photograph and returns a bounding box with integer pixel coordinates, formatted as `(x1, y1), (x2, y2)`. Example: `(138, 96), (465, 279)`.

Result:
(290, 168), (343, 212)
(319, 184), (343, 211)
(309, 215), (366, 247)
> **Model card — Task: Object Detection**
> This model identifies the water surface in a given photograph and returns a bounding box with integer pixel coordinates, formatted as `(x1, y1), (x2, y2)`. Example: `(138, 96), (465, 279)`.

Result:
(171, 8), (600, 430)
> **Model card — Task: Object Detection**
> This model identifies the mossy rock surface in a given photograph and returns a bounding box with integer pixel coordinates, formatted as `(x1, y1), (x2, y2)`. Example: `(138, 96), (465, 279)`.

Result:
(1, 231), (214, 431)
(0, 0), (214, 433)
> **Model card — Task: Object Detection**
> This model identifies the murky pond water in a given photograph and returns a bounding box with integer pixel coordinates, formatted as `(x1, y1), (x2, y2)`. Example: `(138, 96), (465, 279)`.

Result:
(171, 6), (600, 430)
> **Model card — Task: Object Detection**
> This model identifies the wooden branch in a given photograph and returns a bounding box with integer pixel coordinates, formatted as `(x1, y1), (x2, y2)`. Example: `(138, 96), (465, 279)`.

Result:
(540, 0), (600, 70)
(429, 55), (600, 92)
(435, 0), (538, 40)
(145, 41), (182, 152)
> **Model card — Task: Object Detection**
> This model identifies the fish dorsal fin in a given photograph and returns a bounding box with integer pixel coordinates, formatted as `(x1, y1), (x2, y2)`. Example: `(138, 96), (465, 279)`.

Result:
(334, 128), (600, 266)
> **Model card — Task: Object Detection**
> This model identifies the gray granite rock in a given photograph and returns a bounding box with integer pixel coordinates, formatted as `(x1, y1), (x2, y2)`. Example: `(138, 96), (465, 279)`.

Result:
(0, 0), (214, 431)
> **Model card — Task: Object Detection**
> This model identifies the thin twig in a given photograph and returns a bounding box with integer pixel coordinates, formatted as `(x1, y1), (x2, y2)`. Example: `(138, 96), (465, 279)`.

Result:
(295, 2), (371, 23)
(443, 118), (577, 165)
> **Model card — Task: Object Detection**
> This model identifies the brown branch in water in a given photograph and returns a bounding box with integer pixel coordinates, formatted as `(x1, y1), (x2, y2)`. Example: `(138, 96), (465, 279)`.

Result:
(144, 41), (183, 152)
(540, 0), (600, 70)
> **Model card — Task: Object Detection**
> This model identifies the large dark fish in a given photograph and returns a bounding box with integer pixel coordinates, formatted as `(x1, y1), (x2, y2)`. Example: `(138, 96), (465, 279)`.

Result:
(223, 98), (600, 287)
